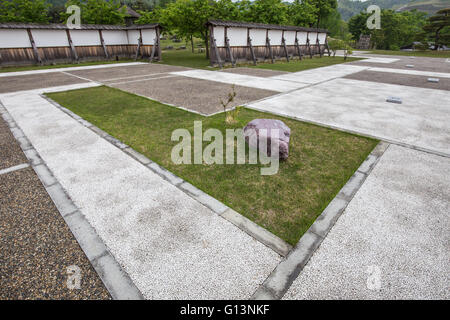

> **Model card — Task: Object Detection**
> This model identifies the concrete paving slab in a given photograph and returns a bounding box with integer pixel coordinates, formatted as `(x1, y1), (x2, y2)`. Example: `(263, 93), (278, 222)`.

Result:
(247, 78), (450, 156)
(66, 63), (190, 82)
(0, 166), (111, 300)
(366, 67), (450, 79)
(269, 64), (368, 84)
(0, 72), (88, 93)
(2, 93), (281, 299)
(0, 82), (101, 99)
(0, 62), (146, 78)
(284, 145), (450, 299)
(349, 55), (450, 73)
(220, 67), (289, 78)
(344, 70), (450, 91)
(111, 76), (278, 115)
(171, 69), (305, 92)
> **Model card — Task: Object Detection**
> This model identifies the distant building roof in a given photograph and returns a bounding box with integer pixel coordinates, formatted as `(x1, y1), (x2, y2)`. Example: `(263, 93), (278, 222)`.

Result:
(122, 5), (141, 18)
(206, 20), (328, 33)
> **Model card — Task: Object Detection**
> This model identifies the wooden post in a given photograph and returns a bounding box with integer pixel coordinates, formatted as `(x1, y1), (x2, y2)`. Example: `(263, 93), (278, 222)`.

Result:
(155, 27), (161, 61)
(247, 27), (256, 65)
(149, 37), (157, 62)
(135, 35), (142, 60)
(66, 29), (78, 62)
(325, 35), (331, 56)
(317, 34), (322, 58)
(27, 28), (42, 65)
(266, 30), (274, 64)
(306, 32), (313, 58)
(225, 37), (235, 67)
(248, 36), (256, 66)
(294, 31), (302, 61)
(282, 31), (289, 62)
(212, 38), (222, 68)
(99, 30), (109, 59)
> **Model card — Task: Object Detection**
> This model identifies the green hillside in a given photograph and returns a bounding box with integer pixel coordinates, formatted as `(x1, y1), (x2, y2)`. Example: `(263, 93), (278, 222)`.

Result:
(395, 0), (449, 15)
(338, 0), (448, 21)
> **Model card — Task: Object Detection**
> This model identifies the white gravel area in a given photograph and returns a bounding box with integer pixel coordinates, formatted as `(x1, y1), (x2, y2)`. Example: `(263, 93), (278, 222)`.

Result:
(1, 92), (281, 299)
(284, 145), (450, 299)
(247, 78), (450, 156)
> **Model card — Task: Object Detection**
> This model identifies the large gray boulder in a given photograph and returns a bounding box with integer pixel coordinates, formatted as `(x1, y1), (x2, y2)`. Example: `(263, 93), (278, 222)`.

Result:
(243, 119), (291, 160)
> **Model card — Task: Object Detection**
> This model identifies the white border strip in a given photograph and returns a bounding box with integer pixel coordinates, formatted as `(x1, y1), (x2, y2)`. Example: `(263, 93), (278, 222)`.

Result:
(0, 62), (147, 78)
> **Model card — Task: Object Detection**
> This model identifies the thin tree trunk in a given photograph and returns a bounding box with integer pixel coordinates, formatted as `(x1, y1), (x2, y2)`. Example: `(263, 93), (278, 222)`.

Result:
(202, 31), (210, 59)
(191, 35), (194, 53)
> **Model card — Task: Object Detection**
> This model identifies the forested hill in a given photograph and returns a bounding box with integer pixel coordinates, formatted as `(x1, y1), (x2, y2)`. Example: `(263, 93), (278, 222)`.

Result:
(338, 0), (449, 21)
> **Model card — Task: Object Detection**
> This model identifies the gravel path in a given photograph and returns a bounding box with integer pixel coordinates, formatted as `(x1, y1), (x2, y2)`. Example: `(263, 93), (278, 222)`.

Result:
(0, 119), (110, 300)
(284, 145), (450, 299)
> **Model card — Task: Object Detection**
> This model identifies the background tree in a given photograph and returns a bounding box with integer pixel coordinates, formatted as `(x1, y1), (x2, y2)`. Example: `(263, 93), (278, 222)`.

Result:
(423, 8), (450, 48)
(62, 0), (127, 25)
(211, 0), (241, 22)
(311, 0), (338, 28)
(348, 9), (428, 50)
(287, 0), (317, 27)
(247, 0), (288, 25)
(0, 0), (50, 23)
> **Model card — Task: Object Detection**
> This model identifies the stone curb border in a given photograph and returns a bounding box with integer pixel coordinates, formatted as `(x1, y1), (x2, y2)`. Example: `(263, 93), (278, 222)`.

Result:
(250, 141), (390, 300)
(0, 101), (144, 300)
(41, 95), (293, 257)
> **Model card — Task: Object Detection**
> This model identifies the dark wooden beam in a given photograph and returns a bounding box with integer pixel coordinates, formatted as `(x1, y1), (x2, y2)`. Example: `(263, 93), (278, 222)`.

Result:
(66, 29), (78, 62)
(247, 28), (256, 65)
(294, 31), (302, 61)
(306, 32), (313, 58)
(325, 35), (331, 56)
(135, 34), (142, 60)
(266, 30), (274, 64)
(98, 30), (109, 59)
(317, 36), (322, 58)
(225, 36), (235, 67)
(156, 27), (161, 61)
(27, 28), (42, 65)
(282, 30), (289, 62)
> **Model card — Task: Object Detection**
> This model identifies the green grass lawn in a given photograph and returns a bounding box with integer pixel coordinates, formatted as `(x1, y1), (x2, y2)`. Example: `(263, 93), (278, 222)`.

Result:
(368, 50), (450, 58)
(157, 48), (213, 69)
(47, 86), (378, 245)
(159, 48), (363, 71)
(0, 59), (148, 73)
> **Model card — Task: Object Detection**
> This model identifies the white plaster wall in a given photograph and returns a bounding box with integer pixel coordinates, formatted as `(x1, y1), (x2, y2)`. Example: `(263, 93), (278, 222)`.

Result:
(33, 29), (69, 47)
(284, 31), (296, 45)
(228, 27), (248, 47)
(141, 29), (157, 45)
(318, 32), (327, 44)
(0, 29), (31, 48)
(213, 26), (225, 47)
(309, 32), (318, 43)
(268, 30), (282, 45)
(102, 30), (128, 45)
(127, 30), (141, 45)
(249, 29), (266, 46)
(70, 30), (101, 46)
(297, 31), (308, 45)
